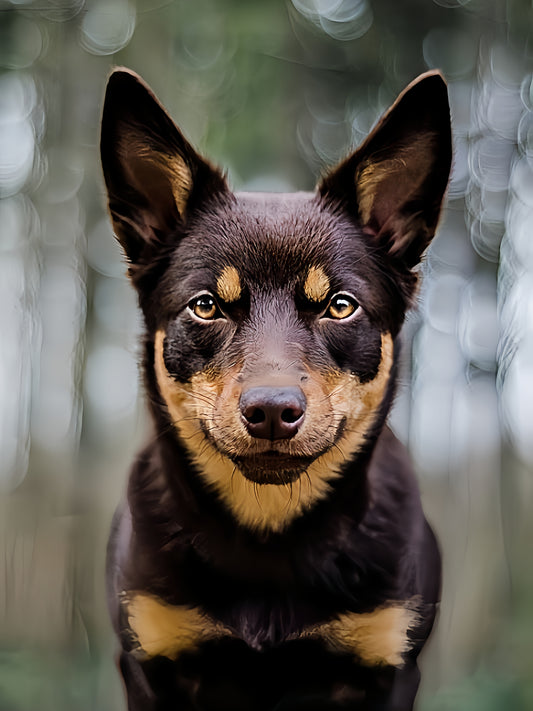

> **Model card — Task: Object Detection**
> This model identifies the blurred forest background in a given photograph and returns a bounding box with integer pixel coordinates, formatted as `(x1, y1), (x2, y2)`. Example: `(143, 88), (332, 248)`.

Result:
(1, 0), (533, 709)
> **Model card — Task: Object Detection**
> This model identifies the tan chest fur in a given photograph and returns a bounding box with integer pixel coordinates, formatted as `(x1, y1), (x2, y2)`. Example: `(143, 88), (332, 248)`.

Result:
(125, 592), (419, 668)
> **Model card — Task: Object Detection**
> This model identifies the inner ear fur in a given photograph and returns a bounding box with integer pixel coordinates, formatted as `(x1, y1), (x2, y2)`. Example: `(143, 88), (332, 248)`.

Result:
(100, 68), (227, 266)
(320, 71), (452, 269)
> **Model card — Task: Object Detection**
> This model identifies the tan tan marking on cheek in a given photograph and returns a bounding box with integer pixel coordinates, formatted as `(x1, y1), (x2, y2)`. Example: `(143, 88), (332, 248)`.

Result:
(125, 592), (231, 660)
(154, 329), (220, 428)
(303, 602), (419, 668)
(217, 266), (242, 303)
(356, 332), (394, 413)
(327, 333), (394, 460)
(304, 266), (330, 302)
(154, 329), (191, 419)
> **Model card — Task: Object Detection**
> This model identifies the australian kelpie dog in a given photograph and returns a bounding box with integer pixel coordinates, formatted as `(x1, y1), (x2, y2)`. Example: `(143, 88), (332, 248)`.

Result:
(101, 68), (451, 710)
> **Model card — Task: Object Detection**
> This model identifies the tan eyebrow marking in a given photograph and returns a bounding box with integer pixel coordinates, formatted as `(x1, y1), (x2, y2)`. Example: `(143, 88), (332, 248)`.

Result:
(217, 266), (242, 303)
(304, 266), (330, 302)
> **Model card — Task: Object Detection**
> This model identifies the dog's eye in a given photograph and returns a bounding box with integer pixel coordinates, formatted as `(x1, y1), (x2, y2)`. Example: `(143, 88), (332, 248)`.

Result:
(323, 293), (360, 320)
(188, 293), (221, 321)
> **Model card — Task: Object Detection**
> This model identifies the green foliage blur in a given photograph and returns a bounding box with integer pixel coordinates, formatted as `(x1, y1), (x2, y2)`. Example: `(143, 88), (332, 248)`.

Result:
(1, 0), (533, 709)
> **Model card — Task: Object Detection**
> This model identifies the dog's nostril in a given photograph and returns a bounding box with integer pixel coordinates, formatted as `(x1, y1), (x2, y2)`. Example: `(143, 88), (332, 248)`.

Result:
(281, 407), (304, 424)
(246, 407), (266, 425)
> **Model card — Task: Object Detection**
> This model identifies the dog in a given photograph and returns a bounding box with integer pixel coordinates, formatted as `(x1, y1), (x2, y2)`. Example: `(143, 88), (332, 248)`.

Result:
(100, 67), (451, 710)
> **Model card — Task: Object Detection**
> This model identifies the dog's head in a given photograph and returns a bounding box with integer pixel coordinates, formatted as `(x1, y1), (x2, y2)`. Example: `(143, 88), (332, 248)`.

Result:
(100, 70), (451, 532)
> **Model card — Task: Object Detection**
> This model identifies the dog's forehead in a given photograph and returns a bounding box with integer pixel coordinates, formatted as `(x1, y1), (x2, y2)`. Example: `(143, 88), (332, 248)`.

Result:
(234, 190), (315, 216)
(206, 190), (334, 254)
(177, 190), (367, 290)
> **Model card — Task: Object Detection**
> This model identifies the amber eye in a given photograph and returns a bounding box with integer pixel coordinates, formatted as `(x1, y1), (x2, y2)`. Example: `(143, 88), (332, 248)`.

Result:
(188, 293), (220, 321)
(323, 293), (360, 320)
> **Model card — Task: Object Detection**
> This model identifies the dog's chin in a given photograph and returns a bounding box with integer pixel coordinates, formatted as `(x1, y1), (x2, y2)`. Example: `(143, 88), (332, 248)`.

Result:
(232, 453), (315, 485)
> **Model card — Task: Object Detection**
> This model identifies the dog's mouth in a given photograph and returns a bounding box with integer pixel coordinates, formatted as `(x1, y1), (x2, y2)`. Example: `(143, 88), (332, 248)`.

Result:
(232, 451), (316, 485)
(197, 415), (349, 485)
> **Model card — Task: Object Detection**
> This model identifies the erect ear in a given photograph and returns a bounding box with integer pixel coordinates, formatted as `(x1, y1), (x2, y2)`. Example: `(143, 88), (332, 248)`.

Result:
(100, 68), (228, 266)
(319, 71), (452, 269)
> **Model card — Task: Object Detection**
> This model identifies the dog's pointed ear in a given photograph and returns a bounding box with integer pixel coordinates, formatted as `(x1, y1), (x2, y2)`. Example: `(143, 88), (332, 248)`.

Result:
(100, 69), (228, 265)
(319, 71), (452, 269)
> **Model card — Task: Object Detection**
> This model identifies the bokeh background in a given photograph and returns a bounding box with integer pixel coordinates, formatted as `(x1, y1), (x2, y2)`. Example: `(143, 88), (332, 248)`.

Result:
(1, 0), (533, 708)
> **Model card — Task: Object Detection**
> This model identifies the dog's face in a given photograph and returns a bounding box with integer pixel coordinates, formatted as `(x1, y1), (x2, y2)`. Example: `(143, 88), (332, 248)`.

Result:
(151, 193), (398, 530)
(101, 70), (451, 532)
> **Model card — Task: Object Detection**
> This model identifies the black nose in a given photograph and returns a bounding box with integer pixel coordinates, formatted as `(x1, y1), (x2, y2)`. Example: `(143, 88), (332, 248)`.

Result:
(239, 386), (306, 440)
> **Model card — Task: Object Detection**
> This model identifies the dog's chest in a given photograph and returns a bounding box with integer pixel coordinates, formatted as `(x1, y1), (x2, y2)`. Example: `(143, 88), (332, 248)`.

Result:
(221, 597), (314, 649)
(124, 591), (419, 669)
